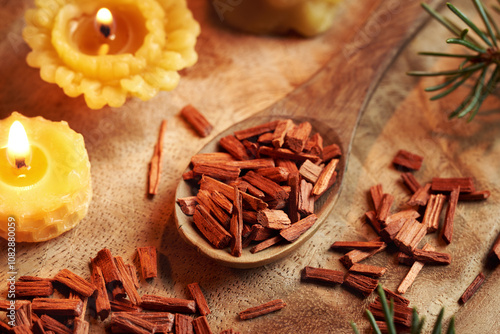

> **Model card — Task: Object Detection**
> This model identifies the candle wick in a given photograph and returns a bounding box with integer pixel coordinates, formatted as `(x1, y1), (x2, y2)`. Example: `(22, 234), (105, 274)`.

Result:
(15, 158), (27, 169)
(100, 24), (111, 39)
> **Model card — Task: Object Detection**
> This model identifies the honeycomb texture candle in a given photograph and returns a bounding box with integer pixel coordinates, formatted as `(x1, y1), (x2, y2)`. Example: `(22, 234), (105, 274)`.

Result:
(0, 112), (92, 242)
(23, 0), (200, 109)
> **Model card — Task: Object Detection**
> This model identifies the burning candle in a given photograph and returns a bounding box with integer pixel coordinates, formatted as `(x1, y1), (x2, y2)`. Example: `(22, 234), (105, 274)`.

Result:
(95, 8), (116, 40)
(7, 121), (31, 169)
(23, 0), (200, 109)
(0, 112), (92, 242)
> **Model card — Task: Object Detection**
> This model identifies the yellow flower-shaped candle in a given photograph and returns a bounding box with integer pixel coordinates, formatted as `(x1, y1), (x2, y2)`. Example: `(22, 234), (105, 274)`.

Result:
(23, 0), (200, 109)
(0, 112), (92, 242)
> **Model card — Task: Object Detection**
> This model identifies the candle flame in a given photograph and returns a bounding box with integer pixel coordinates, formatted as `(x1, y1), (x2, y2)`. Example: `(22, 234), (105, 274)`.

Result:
(7, 121), (31, 169)
(97, 8), (113, 25)
(96, 8), (115, 40)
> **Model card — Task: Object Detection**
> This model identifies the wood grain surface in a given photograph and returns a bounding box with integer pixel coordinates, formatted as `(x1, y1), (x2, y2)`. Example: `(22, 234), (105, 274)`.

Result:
(0, 0), (499, 333)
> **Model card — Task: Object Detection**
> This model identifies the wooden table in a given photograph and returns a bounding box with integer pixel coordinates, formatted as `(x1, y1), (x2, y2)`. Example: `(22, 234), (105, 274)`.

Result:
(1, 0), (499, 332)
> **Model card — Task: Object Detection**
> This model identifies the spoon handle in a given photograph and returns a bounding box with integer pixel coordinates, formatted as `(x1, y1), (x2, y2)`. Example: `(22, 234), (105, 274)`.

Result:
(267, 0), (442, 153)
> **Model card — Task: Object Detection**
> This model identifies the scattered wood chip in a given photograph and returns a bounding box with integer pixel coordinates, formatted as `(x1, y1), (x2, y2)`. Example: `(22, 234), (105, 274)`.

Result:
(432, 177), (474, 193)
(397, 244), (435, 294)
(140, 295), (196, 313)
(272, 119), (294, 148)
(459, 190), (490, 201)
(394, 219), (427, 254)
(148, 120), (167, 195)
(370, 184), (383, 213)
(90, 263), (111, 321)
(250, 236), (283, 254)
(192, 315), (212, 334)
(230, 185), (243, 257)
(380, 210), (419, 242)
(311, 159), (338, 196)
(255, 167), (289, 183)
(376, 193), (394, 223)
(175, 313), (194, 334)
(285, 121), (312, 152)
(191, 152), (235, 165)
(369, 299), (412, 327)
(234, 120), (280, 141)
(343, 273), (378, 297)
(110, 312), (155, 334)
(441, 186), (460, 244)
(239, 299), (286, 320)
(382, 288), (410, 306)
(298, 179), (315, 216)
(114, 256), (142, 305)
(322, 144), (341, 162)
(331, 241), (385, 251)
(137, 246), (157, 279)
(14, 281), (53, 298)
(200, 176), (267, 211)
(187, 283), (211, 316)
(489, 232), (500, 262)
(287, 173), (300, 223)
(459, 272), (486, 304)
(176, 196), (197, 216)
(392, 149), (423, 171)
(193, 162), (241, 181)
(276, 159), (299, 175)
(301, 266), (344, 285)
(180, 104), (213, 137)
(226, 158), (275, 170)
(257, 209), (291, 230)
(193, 204), (232, 249)
(305, 133), (324, 157)
(349, 263), (387, 278)
(279, 214), (317, 242)
(53, 269), (96, 298)
(220, 135), (250, 161)
(40, 314), (72, 334)
(401, 172), (421, 193)
(127, 312), (175, 333)
(242, 171), (287, 202)
(422, 194), (446, 233)
(91, 248), (121, 286)
(32, 298), (83, 317)
(412, 249), (451, 265)
(299, 159), (323, 184)
(339, 240), (387, 269)
(73, 317), (89, 334)
(13, 300), (31, 327)
(110, 299), (141, 313)
(407, 183), (431, 206)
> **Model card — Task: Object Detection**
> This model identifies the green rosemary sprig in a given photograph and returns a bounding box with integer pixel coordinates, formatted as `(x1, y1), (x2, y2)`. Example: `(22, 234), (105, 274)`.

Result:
(408, 1), (500, 121)
(350, 284), (455, 334)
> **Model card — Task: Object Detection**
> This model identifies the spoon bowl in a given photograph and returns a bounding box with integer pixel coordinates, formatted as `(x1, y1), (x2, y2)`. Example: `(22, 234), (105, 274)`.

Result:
(174, 0), (438, 268)
(175, 114), (345, 268)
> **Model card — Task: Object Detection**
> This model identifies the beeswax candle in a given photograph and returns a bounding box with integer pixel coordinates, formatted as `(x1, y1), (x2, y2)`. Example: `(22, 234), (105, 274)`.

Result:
(23, 0), (200, 109)
(0, 113), (92, 242)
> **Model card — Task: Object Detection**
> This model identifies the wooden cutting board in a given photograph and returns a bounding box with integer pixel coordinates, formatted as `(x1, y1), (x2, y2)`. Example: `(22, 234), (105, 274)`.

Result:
(0, 0), (499, 333)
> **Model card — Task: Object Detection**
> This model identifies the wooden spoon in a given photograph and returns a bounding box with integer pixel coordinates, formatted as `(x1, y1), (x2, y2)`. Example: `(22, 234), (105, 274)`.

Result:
(175, 0), (440, 268)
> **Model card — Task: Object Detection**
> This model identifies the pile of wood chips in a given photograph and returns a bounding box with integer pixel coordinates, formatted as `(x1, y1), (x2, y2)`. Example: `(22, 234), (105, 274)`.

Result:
(177, 118), (342, 256)
(301, 149), (497, 330)
(0, 245), (293, 334)
(0, 247), (262, 334)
